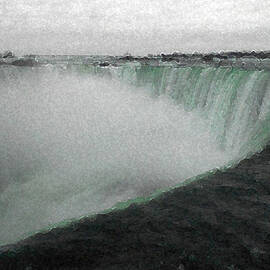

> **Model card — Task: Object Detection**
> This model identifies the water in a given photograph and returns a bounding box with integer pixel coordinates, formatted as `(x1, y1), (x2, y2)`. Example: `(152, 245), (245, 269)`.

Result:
(1, 62), (270, 245)
(105, 64), (270, 156)
(0, 66), (231, 244)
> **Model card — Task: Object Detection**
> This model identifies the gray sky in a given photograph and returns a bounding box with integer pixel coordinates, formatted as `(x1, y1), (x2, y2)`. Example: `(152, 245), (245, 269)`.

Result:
(1, 0), (270, 55)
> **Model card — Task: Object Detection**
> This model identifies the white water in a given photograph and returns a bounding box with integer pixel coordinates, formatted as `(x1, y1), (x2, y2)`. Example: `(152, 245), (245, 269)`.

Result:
(0, 67), (230, 244)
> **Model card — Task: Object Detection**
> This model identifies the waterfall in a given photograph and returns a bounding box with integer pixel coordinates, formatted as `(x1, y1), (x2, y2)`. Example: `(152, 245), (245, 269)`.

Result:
(80, 63), (270, 159)
(1, 62), (270, 245)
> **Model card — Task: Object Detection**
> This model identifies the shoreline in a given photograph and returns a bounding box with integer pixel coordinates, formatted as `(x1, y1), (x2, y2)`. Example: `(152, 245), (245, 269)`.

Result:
(2, 51), (270, 71)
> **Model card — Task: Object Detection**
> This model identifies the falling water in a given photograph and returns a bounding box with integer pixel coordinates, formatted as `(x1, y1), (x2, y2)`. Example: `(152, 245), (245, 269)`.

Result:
(0, 63), (270, 245)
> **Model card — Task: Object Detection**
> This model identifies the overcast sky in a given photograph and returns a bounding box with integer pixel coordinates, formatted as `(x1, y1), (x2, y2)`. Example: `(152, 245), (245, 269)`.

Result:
(1, 0), (270, 55)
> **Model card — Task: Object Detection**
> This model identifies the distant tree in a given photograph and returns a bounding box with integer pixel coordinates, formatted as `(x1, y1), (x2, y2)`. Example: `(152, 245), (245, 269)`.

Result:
(192, 51), (200, 57)
(2, 50), (14, 58)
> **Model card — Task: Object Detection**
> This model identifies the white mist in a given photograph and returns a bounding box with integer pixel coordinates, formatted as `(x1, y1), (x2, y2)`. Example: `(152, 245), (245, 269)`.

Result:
(0, 67), (230, 244)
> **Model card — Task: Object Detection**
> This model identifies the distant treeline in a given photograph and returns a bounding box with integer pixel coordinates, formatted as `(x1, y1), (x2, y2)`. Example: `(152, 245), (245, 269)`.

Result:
(159, 51), (270, 61)
(118, 51), (270, 62)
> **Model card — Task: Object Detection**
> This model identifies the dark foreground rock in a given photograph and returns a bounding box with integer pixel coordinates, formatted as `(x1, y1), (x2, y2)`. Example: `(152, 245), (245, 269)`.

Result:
(11, 58), (38, 67)
(2, 50), (15, 58)
(0, 55), (38, 67)
(0, 146), (270, 270)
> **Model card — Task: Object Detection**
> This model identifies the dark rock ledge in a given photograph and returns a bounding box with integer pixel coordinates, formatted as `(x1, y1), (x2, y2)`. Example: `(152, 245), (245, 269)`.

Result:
(0, 52), (39, 67)
(0, 146), (270, 270)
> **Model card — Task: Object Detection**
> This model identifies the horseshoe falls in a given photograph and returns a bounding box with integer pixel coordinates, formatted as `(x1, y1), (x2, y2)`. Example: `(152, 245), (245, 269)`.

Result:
(90, 64), (270, 157)
(0, 63), (270, 245)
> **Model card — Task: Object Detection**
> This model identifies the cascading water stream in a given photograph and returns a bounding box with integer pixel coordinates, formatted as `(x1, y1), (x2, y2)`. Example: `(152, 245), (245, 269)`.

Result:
(99, 63), (270, 156)
(0, 63), (270, 245)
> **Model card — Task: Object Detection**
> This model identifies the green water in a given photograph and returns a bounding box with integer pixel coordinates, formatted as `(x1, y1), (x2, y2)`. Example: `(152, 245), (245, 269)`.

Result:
(1, 62), (270, 245)
(31, 62), (270, 236)
(78, 63), (270, 158)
